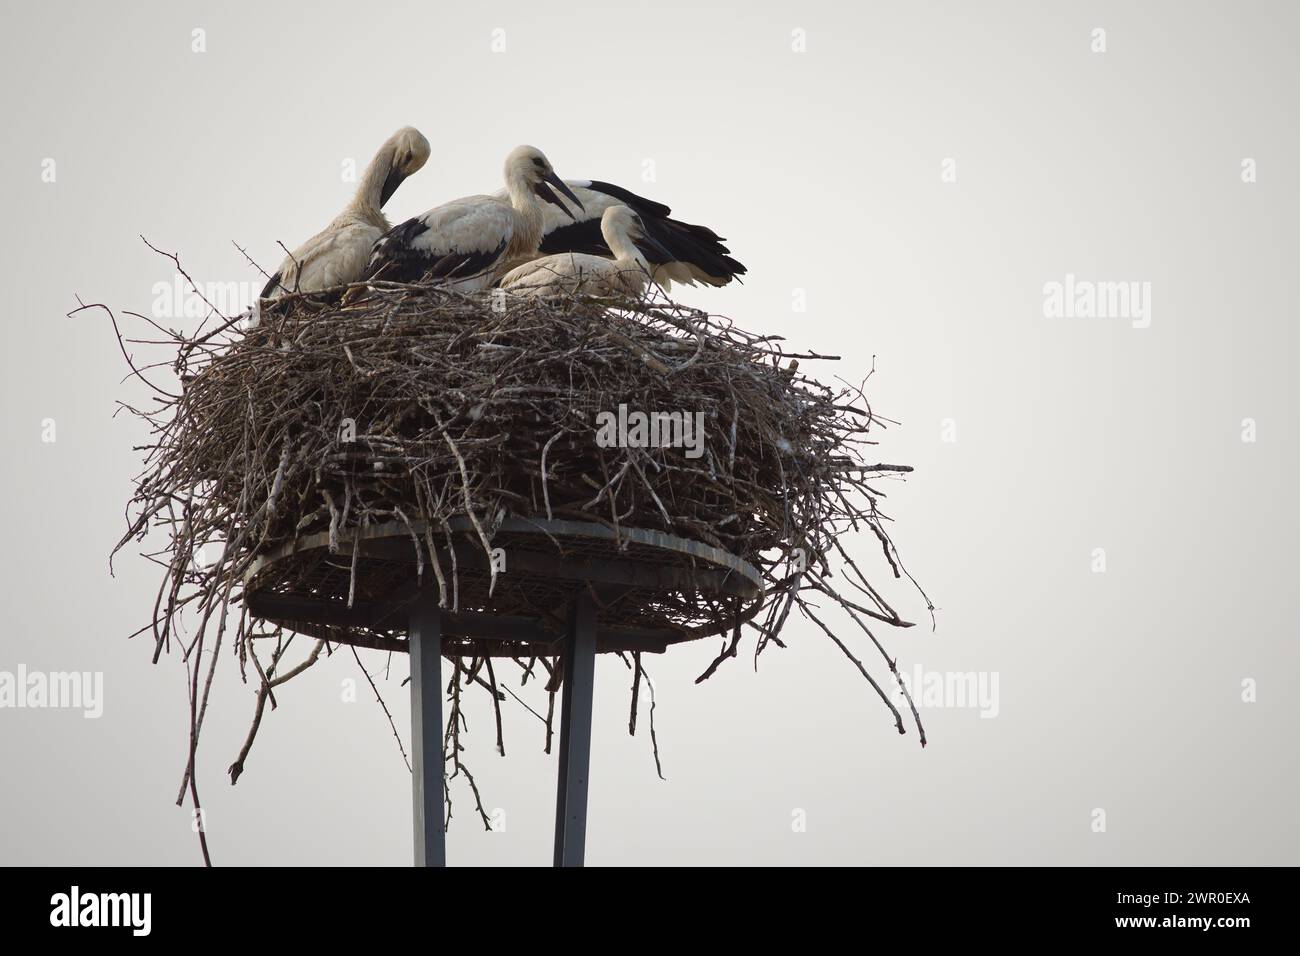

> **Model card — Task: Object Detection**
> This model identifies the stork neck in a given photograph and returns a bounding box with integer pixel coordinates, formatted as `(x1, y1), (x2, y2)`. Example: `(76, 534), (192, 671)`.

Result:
(503, 165), (534, 211)
(504, 173), (545, 250)
(353, 145), (395, 216)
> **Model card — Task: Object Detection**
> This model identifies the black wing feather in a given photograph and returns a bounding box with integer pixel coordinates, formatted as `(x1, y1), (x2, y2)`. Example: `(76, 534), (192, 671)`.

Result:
(259, 270), (283, 299)
(428, 241), (507, 281)
(539, 181), (746, 285)
(366, 216), (507, 284)
(582, 180), (673, 219)
(363, 217), (431, 282)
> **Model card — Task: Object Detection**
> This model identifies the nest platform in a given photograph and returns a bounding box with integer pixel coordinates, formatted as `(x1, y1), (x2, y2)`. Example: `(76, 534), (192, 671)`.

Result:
(244, 516), (764, 658)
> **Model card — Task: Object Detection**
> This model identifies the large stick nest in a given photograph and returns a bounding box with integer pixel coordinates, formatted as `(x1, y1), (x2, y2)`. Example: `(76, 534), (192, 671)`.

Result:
(104, 276), (931, 848)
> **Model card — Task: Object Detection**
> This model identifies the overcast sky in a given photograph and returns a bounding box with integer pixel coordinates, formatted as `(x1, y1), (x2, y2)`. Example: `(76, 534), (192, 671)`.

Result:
(1, 0), (1296, 865)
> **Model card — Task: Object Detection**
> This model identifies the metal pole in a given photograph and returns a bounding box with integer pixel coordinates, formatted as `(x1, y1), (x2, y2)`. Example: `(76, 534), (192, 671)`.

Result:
(553, 590), (597, 867)
(409, 588), (446, 867)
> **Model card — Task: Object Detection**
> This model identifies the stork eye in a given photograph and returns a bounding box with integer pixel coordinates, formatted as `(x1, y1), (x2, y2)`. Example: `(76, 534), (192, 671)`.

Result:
(532, 158), (547, 170)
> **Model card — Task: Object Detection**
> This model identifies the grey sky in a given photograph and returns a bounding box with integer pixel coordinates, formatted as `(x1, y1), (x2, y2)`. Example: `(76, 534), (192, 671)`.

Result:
(0, 0), (1295, 865)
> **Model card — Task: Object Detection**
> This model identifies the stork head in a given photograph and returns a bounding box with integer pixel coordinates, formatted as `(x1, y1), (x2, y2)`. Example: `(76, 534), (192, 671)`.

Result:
(602, 204), (641, 237)
(380, 127), (431, 207)
(505, 145), (584, 220)
(603, 204), (673, 262)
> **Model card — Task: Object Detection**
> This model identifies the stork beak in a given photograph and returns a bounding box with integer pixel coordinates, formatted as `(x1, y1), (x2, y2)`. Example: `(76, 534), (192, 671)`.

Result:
(379, 167), (406, 208)
(536, 172), (585, 220)
(635, 232), (674, 264)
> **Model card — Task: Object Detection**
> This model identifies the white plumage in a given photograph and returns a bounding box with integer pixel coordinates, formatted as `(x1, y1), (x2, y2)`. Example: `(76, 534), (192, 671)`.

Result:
(260, 126), (430, 300)
(364, 145), (584, 292)
(499, 205), (665, 298)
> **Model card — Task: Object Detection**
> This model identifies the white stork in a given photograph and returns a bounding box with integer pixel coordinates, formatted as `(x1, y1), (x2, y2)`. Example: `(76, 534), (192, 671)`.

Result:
(498, 205), (671, 298)
(506, 180), (746, 289)
(260, 126), (431, 299)
(363, 145), (584, 291)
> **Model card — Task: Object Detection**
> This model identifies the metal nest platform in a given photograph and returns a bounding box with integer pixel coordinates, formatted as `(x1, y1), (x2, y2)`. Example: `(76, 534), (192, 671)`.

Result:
(243, 516), (765, 659)
(243, 515), (765, 867)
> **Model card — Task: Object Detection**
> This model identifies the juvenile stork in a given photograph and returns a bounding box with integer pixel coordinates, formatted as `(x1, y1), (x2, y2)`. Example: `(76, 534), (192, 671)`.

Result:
(363, 145), (584, 291)
(498, 205), (671, 298)
(260, 126), (431, 299)
(504, 180), (747, 289)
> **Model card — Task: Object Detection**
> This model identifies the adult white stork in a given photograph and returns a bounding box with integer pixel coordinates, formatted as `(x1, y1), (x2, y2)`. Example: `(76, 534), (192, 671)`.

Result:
(498, 205), (671, 298)
(259, 126), (431, 299)
(363, 145), (585, 291)
(510, 180), (746, 289)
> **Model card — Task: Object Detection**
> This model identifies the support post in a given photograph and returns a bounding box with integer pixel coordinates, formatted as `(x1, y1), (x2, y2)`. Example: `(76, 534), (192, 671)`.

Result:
(553, 591), (598, 867)
(409, 588), (445, 867)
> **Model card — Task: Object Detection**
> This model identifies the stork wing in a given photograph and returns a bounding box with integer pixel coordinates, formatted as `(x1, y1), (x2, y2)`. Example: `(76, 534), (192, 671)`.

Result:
(519, 180), (746, 287)
(366, 196), (514, 283)
(264, 220), (384, 297)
